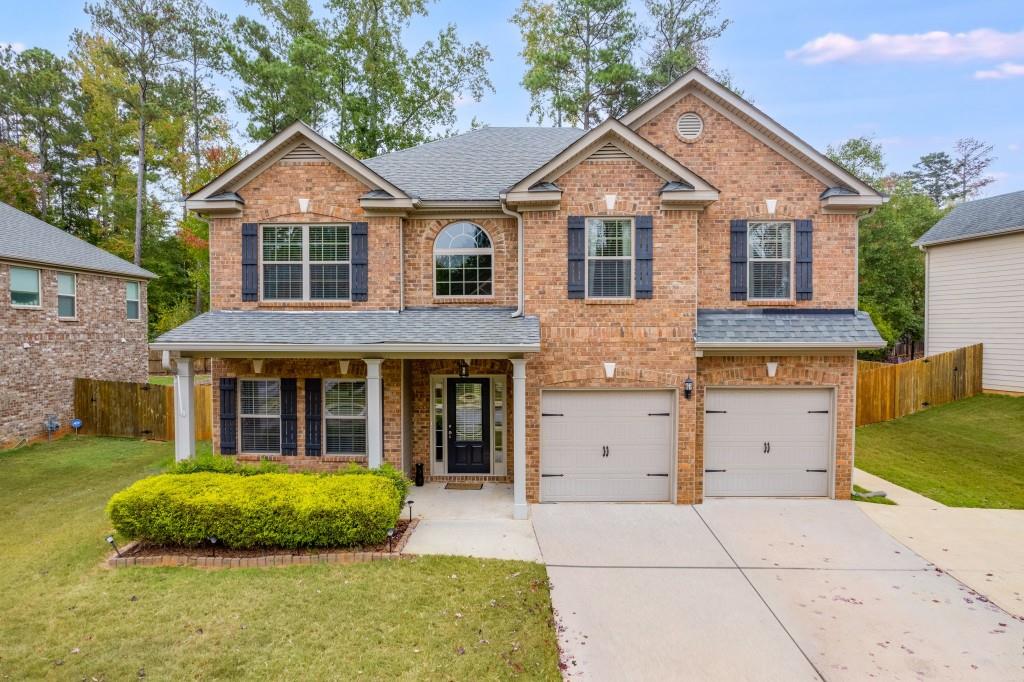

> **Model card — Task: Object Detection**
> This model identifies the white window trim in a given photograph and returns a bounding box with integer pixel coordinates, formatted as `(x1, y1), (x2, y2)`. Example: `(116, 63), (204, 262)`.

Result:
(9, 265), (42, 309)
(259, 223), (353, 302)
(57, 271), (77, 320)
(429, 373), (507, 477)
(125, 280), (142, 320)
(747, 220), (795, 301)
(322, 378), (368, 456)
(433, 222), (495, 298)
(238, 377), (282, 455)
(585, 216), (635, 300)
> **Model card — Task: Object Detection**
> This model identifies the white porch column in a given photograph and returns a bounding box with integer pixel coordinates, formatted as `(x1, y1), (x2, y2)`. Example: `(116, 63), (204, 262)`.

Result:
(511, 358), (528, 520)
(173, 358), (196, 462)
(365, 358), (383, 469)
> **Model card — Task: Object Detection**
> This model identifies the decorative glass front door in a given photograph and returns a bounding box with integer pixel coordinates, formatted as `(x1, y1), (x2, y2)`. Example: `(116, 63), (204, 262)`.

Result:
(446, 378), (491, 473)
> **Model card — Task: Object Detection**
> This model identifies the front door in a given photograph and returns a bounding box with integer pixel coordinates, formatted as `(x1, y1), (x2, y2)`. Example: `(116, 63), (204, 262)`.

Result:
(446, 378), (491, 474)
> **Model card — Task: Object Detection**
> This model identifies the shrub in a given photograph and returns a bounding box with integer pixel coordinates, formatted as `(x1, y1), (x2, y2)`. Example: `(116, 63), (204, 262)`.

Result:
(107, 473), (402, 549)
(170, 454), (287, 476)
(337, 463), (411, 505)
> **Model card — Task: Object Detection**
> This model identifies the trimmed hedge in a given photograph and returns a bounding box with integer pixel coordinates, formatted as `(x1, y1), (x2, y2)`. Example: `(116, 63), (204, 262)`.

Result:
(170, 454), (288, 476)
(338, 464), (411, 505)
(107, 473), (402, 549)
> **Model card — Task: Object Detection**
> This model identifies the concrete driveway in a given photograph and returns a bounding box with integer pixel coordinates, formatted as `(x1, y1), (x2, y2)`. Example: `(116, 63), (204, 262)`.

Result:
(532, 500), (1024, 681)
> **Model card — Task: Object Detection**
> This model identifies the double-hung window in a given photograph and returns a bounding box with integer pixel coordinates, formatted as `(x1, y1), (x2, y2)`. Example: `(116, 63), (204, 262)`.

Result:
(239, 379), (281, 453)
(586, 217), (633, 298)
(748, 221), (793, 300)
(126, 281), (141, 319)
(57, 272), (76, 318)
(261, 224), (351, 301)
(324, 379), (367, 455)
(10, 266), (40, 307)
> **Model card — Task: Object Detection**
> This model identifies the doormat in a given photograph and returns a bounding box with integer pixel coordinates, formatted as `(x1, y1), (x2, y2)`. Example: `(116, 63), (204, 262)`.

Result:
(445, 482), (483, 491)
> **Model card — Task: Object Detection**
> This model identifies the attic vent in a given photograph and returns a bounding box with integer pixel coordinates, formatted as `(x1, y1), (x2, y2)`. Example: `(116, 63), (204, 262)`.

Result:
(589, 142), (630, 160)
(283, 142), (324, 161)
(676, 112), (704, 141)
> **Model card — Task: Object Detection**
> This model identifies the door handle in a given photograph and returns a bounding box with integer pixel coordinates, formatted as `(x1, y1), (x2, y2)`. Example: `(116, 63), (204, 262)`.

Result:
(767, 442), (771, 454)
(763, 442), (767, 454)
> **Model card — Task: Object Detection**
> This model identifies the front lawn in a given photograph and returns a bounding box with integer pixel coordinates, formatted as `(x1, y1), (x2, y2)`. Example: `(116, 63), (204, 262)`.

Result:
(0, 437), (560, 679)
(856, 394), (1024, 509)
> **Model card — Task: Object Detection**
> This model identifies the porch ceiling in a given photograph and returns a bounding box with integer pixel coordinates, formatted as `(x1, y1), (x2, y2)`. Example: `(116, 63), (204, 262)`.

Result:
(151, 307), (541, 358)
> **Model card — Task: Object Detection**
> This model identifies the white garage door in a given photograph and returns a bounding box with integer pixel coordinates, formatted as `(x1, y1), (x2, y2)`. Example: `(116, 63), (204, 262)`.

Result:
(704, 388), (832, 497)
(541, 390), (674, 502)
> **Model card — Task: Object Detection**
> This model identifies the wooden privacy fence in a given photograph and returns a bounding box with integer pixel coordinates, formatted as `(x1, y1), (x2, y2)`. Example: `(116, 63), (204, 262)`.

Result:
(74, 378), (212, 441)
(856, 343), (983, 426)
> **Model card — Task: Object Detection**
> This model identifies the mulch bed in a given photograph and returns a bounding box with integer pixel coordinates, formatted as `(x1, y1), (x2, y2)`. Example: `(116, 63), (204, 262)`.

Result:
(108, 518), (418, 569)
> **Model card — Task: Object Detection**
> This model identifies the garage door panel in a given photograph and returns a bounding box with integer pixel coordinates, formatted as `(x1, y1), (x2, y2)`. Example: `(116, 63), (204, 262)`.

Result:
(541, 390), (674, 502)
(704, 389), (831, 497)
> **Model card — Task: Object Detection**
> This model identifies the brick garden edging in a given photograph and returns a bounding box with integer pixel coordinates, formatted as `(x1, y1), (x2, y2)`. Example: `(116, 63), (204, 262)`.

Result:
(107, 518), (419, 569)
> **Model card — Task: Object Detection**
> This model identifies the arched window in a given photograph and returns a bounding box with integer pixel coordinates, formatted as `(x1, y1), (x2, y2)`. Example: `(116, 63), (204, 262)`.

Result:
(434, 222), (493, 297)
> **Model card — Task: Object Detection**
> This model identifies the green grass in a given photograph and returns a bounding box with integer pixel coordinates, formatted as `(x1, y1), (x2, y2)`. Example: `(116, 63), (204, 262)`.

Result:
(856, 394), (1024, 509)
(148, 374), (211, 385)
(0, 437), (560, 679)
(851, 484), (897, 505)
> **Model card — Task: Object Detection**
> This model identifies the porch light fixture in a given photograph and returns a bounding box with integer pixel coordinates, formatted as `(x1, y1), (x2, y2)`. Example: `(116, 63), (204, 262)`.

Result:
(458, 360), (470, 378)
(683, 377), (694, 400)
(252, 359), (264, 374)
(105, 535), (121, 557)
(338, 360), (350, 375)
(604, 193), (617, 211)
(297, 197), (310, 213)
(765, 198), (778, 216)
(603, 362), (616, 379)
(766, 361), (779, 378)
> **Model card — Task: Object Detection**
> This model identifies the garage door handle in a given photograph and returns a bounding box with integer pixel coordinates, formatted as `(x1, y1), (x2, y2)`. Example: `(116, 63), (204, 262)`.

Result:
(705, 410), (727, 414)
(805, 469), (827, 473)
(648, 412), (671, 416)
(646, 473), (669, 477)
(807, 410), (829, 414)
(542, 473), (564, 478)
(705, 469), (726, 473)
(541, 412), (564, 417)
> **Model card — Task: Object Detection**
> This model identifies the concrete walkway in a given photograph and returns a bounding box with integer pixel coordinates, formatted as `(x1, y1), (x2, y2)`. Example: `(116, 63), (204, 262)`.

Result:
(855, 468), (1024, 617)
(533, 501), (1024, 681)
(400, 483), (543, 562)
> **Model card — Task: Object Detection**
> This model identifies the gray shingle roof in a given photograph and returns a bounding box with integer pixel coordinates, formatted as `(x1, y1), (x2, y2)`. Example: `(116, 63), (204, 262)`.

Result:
(152, 307), (540, 349)
(916, 189), (1024, 247)
(696, 309), (885, 347)
(363, 127), (585, 201)
(0, 202), (155, 278)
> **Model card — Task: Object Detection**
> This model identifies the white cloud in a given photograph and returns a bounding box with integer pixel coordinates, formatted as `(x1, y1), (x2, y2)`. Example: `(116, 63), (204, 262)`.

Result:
(974, 62), (1024, 79)
(1008, 143), (1021, 152)
(787, 29), (1024, 65)
(2, 42), (26, 52)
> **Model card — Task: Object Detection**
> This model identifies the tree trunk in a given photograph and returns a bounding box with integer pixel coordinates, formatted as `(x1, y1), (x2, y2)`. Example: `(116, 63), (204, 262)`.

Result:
(134, 106), (146, 266)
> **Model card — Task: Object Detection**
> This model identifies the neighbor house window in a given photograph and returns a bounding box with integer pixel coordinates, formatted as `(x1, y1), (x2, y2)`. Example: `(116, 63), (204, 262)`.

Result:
(748, 221), (792, 300)
(261, 224), (351, 301)
(324, 379), (367, 455)
(586, 217), (632, 298)
(434, 222), (493, 297)
(9, 266), (40, 307)
(239, 379), (281, 453)
(57, 272), (76, 318)
(125, 281), (141, 319)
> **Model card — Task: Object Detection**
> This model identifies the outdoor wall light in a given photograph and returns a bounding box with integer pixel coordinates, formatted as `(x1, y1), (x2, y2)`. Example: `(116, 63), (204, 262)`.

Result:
(683, 377), (694, 400)
(766, 361), (779, 378)
(603, 362), (616, 379)
(458, 360), (470, 378)
(106, 535), (121, 557)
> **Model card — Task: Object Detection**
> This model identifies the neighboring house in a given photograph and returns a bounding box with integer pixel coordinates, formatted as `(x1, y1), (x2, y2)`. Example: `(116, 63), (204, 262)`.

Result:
(0, 202), (154, 447)
(154, 69), (884, 518)
(916, 189), (1024, 394)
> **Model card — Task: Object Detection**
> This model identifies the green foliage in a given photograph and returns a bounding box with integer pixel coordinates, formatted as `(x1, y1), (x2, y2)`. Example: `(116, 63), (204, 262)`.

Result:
(644, 0), (730, 92)
(107, 472), (403, 548)
(826, 135), (885, 188)
(0, 143), (42, 213)
(169, 453), (287, 476)
(338, 463), (412, 504)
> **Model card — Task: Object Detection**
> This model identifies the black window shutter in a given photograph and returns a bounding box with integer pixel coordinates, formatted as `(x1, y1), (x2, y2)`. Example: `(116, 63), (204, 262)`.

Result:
(635, 215), (653, 299)
(795, 219), (813, 301)
(219, 377), (237, 454)
(241, 223), (259, 302)
(305, 378), (322, 456)
(567, 216), (585, 299)
(351, 222), (369, 301)
(729, 219), (748, 301)
(280, 378), (298, 455)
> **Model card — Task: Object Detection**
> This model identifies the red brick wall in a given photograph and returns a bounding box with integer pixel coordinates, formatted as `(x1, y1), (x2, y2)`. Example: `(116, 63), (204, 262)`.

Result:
(0, 263), (148, 447)
(636, 93), (858, 309)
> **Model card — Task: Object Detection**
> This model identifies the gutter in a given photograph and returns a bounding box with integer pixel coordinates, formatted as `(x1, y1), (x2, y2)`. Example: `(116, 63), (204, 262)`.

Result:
(500, 196), (525, 318)
(150, 341), (541, 355)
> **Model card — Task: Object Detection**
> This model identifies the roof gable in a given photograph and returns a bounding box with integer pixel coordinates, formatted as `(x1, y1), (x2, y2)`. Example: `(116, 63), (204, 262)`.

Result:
(622, 69), (881, 199)
(187, 121), (409, 208)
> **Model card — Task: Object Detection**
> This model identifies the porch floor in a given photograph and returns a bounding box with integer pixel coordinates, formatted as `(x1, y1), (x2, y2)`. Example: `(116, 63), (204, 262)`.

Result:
(402, 483), (542, 562)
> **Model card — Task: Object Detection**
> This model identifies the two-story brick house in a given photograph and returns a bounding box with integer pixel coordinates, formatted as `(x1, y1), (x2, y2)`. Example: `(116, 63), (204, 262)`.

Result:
(1, 202), (154, 447)
(154, 70), (884, 518)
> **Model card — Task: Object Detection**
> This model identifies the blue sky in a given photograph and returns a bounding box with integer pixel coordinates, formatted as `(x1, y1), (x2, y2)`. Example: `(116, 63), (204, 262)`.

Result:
(4, 0), (1023, 195)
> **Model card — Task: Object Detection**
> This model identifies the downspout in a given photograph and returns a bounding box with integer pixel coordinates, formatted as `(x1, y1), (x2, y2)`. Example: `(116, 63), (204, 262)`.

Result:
(399, 215), (405, 311)
(500, 196), (525, 317)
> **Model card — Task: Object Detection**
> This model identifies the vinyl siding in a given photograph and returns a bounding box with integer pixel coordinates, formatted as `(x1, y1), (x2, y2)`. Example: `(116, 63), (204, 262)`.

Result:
(925, 231), (1024, 392)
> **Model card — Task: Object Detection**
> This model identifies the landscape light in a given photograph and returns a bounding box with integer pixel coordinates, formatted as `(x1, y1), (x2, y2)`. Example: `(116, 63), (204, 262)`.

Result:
(106, 535), (121, 557)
